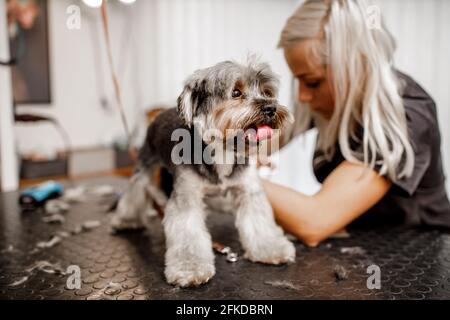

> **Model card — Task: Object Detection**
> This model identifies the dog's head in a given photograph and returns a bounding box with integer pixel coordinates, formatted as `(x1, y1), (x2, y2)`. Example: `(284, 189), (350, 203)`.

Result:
(177, 60), (293, 150)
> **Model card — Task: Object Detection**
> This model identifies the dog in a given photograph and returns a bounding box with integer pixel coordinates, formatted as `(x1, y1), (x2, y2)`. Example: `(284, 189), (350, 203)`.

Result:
(111, 60), (296, 287)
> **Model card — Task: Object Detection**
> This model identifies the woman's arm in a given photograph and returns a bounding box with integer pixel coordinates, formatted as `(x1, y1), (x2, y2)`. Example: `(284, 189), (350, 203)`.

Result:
(261, 160), (392, 247)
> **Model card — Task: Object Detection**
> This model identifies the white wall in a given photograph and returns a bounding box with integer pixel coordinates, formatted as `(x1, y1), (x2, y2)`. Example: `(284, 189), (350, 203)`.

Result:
(15, 0), (295, 156)
(378, 0), (450, 193)
(0, 0), (19, 191)
(12, 0), (450, 194)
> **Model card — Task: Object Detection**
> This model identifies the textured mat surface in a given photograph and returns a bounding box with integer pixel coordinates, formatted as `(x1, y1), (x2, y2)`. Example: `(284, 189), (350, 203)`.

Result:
(1, 177), (450, 300)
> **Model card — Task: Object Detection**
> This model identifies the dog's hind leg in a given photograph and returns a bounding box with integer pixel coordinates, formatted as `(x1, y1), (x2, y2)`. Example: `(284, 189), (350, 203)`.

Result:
(110, 166), (159, 232)
(147, 179), (168, 209)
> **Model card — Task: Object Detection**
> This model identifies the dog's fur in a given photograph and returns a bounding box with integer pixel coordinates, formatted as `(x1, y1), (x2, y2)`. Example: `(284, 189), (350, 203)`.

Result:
(111, 60), (296, 287)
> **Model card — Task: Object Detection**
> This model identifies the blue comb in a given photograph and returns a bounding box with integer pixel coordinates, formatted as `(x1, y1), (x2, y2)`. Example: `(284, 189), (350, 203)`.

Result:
(19, 181), (64, 207)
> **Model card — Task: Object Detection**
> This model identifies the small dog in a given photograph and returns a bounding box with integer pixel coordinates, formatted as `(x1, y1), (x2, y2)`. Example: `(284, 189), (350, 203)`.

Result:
(111, 60), (296, 287)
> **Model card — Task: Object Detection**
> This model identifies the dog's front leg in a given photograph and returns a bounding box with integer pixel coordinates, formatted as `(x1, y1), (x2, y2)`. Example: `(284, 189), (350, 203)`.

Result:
(233, 173), (296, 265)
(163, 172), (215, 287)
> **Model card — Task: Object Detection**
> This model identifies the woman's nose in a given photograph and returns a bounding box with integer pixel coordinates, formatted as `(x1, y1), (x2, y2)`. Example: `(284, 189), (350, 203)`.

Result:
(298, 83), (313, 103)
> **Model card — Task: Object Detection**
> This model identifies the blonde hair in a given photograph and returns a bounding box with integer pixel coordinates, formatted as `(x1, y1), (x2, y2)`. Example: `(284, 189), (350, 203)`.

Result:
(279, 0), (414, 181)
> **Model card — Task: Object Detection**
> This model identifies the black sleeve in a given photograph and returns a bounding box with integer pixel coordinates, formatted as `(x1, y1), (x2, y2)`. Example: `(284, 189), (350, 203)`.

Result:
(388, 71), (437, 196)
(393, 108), (432, 196)
(369, 100), (433, 196)
(351, 100), (433, 197)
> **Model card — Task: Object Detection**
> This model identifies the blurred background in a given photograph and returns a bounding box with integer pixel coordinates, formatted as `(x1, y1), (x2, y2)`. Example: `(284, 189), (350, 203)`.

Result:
(0, 0), (449, 196)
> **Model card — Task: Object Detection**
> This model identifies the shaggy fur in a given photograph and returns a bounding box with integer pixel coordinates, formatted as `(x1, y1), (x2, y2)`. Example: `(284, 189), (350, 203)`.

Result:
(111, 60), (296, 287)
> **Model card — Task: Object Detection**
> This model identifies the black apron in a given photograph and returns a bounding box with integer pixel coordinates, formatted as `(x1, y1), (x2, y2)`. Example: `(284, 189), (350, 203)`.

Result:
(313, 71), (450, 229)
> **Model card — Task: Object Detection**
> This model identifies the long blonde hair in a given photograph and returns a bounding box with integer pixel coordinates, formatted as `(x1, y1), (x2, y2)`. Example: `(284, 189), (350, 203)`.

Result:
(279, 0), (414, 181)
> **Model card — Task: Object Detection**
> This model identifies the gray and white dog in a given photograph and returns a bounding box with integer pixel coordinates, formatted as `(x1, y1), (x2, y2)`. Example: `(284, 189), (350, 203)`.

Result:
(111, 60), (296, 287)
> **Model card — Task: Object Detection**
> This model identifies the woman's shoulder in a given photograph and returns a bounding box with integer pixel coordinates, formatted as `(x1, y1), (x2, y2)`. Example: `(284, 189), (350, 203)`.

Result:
(395, 70), (438, 127)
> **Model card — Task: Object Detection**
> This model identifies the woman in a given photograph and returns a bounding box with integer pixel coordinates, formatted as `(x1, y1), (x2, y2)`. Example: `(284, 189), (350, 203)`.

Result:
(262, 0), (450, 247)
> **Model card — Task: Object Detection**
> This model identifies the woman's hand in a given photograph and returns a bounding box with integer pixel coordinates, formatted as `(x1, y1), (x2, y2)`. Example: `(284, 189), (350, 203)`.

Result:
(261, 160), (392, 247)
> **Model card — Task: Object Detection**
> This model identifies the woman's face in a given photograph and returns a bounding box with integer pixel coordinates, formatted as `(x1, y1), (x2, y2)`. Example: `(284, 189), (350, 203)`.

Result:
(284, 41), (335, 119)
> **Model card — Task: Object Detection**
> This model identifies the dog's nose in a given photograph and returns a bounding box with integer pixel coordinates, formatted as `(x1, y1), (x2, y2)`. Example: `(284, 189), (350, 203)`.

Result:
(262, 105), (277, 117)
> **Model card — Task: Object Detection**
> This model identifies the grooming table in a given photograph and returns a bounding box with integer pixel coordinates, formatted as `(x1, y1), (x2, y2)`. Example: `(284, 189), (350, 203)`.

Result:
(1, 177), (450, 300)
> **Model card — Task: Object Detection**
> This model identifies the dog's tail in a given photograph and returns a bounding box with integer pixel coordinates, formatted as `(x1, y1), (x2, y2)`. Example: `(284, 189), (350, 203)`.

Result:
(146, 107), (166, 126)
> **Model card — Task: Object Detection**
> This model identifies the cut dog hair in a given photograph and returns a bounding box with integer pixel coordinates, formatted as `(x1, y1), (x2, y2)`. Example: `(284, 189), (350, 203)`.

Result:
(111, 60), (296, 287)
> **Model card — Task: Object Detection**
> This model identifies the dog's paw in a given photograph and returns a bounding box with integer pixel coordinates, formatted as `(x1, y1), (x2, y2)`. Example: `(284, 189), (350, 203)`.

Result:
(110, 214), (144, 232)
(245, 237), (296, 265)
(165, 262), (215, 288)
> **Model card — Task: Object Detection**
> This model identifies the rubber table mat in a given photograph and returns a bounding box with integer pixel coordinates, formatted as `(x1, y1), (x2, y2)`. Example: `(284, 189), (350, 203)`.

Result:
(1, 177), (450, 300)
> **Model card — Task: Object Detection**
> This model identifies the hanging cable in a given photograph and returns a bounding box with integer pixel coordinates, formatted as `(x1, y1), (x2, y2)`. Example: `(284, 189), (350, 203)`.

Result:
(100, 1), (137, 161)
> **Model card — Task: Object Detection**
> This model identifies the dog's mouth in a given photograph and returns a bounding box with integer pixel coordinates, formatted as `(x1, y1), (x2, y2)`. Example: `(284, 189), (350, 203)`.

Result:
(243, 123), (274, 143)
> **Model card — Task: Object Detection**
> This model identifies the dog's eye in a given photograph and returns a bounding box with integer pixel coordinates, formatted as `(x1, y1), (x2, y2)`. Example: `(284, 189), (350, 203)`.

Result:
(263, 89), (274, 98)
(232, 89), (242, 98)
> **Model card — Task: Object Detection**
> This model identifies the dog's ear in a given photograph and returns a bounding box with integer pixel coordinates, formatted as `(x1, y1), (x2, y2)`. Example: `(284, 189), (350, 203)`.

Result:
(177, 86), (194, 128)
(177, 78), (210, 128)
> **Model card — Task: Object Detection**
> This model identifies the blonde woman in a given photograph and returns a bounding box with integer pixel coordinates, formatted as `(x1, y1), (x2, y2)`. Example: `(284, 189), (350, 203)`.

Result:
(262, 0), (450, 247)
